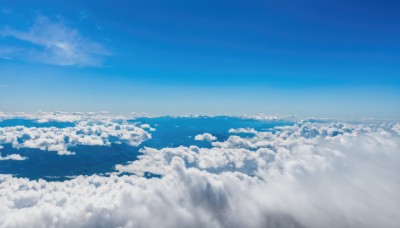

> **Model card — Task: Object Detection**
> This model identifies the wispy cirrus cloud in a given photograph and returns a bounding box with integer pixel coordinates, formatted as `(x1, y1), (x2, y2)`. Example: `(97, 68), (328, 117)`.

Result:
(1, 15), (109, 66)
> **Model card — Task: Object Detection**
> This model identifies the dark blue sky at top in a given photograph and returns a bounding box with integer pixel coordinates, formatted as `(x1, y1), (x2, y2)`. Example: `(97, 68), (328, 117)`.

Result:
(0, 0), (399, 118)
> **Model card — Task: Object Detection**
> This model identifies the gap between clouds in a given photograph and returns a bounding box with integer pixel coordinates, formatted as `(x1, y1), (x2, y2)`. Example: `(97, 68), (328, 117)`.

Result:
(0, 144), (27, 160)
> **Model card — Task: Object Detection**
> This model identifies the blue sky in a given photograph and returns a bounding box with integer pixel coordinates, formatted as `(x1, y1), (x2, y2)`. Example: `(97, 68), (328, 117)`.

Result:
(0, 0), (399, 118)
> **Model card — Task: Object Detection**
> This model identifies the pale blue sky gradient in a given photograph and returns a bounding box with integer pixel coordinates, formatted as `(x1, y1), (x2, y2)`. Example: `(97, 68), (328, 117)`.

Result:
(0, 0), (399, 118)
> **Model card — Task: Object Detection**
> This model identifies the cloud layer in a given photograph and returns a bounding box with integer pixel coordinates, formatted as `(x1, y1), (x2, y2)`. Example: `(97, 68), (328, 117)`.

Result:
(0, 118), (151, 155)
(0, 116), (399, 228)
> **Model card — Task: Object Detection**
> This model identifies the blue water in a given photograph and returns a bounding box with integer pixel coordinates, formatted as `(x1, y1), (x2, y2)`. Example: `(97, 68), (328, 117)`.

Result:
(0, 143), (141, 181)
(133, 116), (293, 149)
(0, 117), (294, 181)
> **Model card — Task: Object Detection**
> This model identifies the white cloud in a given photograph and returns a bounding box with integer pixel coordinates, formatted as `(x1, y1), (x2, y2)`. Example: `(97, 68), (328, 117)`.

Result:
(140, 123), (156, 131)
(0, 117), (151, 155)
(0, 153), (27, 161)
(114, 120), (400, 227)
(393, 123), (400, 133)
(0, 111), (153, 124)
(194, 133), (217, 141)
(228, 127), (258, 134)
(0, 119), (399, 227)
(1, 15), (109, 66)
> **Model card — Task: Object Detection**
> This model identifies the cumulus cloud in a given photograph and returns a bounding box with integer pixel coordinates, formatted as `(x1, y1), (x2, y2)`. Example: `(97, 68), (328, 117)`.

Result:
(228, 127), (258, 134)
(0, 119), (399, 227)
(1, 15), (109, 66)
(114, 120), (400, 228)
(0, 153), (27, 161)
(194, 133), (217, 141)
(0, 118), (151, 155)
(140, 123), (156, 132)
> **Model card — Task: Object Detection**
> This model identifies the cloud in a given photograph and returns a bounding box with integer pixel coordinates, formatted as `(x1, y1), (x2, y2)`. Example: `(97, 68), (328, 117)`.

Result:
(0, 111), (151, 123)
(194, 133), (217, 141)
(115, 121), (400, 228)
(0, 153), (27, 161)
(1, 15), (109, 66)
(0, 115), (151, 155)
(0, 119), (399, 227)
(0, 145), (27, 160)
(140, 123), (156, 131)
(228, 127), (258, 134)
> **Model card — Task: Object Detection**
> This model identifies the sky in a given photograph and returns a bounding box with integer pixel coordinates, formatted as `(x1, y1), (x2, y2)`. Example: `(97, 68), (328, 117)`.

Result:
(0, 0), (399, 118)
